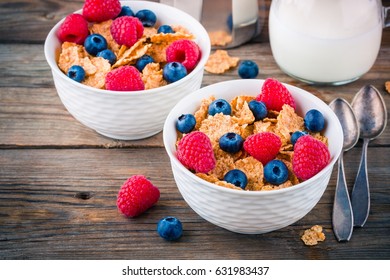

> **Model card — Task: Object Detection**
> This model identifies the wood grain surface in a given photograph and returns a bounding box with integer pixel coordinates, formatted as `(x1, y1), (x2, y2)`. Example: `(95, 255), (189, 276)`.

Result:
(0, 0), (389, 260)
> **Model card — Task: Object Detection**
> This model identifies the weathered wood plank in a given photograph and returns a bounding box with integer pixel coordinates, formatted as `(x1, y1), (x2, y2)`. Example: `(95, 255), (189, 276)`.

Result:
(0, 43), (389, 147)
(0, 148), (389, 259)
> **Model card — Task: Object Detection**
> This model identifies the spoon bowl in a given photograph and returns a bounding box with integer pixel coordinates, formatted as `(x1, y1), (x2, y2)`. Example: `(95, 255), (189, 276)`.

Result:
(329, 98), (359, 241)
(351, 85), (387, 227)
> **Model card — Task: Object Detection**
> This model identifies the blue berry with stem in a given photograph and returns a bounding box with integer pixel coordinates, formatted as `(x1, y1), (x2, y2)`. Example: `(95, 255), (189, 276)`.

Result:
(264, 159), (288, 185)
(208, 99), (232, 116)
(291, 131), (308, 146)
(219, 132), (244, 153)
(157, 216), (183, 241)
(97, 49), (117, 65)
(248, 100), (267, 121)
(136, 9), (157, 27)
(135, 55), (154, 72)
(238, 60), (259, 79)
(67, 65), (85, 82)
(163, 62), (187, 83)
(176, 114), (196, 133)
(304, 109), (325, 132)
(118, 6), (134, 17)
(84, 34), (107, 56)
(157, 25), (174, 34)
(223, 169), (248, 189)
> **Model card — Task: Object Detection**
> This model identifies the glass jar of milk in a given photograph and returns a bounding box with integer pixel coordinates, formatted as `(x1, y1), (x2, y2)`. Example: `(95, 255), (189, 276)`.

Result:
(269, 0), (390, 85)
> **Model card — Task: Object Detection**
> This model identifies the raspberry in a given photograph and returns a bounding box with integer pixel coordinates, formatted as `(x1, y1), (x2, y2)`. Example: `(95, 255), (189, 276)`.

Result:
(110, 16), (144, 47)
(57, 14), (89, 44)
(177, 131), (216, 173)
(117, 175), (160, 218)
(82, 0), (121, 22)
(292, 135), (330, 181)
(243, 132), (281, 165)
(105, 66), (144, 91)
(166, 39), (201, 72)
(256, 78), (296, 112)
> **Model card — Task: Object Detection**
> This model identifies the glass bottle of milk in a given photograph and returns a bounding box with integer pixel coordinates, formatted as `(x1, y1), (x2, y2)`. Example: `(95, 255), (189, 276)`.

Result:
(269, 0), (389, 85)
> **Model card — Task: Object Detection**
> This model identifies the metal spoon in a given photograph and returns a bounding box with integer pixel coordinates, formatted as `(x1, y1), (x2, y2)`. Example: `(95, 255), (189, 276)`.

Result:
(351, 85), (387, 227)
(329, 98), (359, 241)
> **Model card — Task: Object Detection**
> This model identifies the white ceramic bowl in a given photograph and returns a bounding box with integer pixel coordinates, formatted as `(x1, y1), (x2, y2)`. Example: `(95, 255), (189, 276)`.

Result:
(44, 0), (210, 140)
(163, 79), (343, 234)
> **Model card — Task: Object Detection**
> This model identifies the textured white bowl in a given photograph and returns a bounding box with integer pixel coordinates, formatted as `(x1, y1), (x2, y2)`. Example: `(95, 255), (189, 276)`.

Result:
(44, 1), (210, 140)
(163, 79), (343, 234)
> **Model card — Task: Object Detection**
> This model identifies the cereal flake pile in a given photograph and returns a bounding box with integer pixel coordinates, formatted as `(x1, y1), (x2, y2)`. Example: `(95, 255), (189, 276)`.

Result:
(56, 1), (201, 91)
(175, 78), (330, 191)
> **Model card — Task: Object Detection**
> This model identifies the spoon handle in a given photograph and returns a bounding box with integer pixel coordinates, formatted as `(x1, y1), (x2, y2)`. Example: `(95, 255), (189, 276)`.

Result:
(332, 153), (354, 241)
(351, 138), (370, 227)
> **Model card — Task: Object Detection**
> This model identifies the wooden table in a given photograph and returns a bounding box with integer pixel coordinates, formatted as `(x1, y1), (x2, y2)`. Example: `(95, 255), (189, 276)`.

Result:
(0, 0), (389, 260)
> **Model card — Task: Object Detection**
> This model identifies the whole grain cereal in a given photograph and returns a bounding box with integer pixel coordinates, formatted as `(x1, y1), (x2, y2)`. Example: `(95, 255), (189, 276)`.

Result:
(205, 50), (239, 74)
(301, 225), (326, 246)
(57, 17), (199, 90)
(178, 93), (329, 192)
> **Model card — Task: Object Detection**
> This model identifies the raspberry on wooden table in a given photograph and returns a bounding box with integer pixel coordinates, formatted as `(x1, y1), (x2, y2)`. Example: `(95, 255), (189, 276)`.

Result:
(117, 175), (160, 218)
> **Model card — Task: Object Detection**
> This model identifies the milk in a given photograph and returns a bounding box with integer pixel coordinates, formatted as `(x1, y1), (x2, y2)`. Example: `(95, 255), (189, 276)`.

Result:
(269, 0), (383, 85)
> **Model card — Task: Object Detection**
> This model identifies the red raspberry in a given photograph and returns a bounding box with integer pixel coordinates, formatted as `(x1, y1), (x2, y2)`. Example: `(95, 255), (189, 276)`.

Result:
(166, 39), (201, 72)
(57, 14), (89, 44)
(110, 16), (144, 47)
(105, 66), (145, 91)
(82, 0), (121, 22)
(292, 135), (330, 181)
(177, 131), (216, 173)
(243, 132), (281, 165)
(117, 175), (160, 218)
(256, 78), (296, 112)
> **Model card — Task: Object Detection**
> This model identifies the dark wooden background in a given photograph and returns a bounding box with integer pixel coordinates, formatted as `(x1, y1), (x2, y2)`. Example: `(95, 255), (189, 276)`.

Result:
(0, 0), (389, 259)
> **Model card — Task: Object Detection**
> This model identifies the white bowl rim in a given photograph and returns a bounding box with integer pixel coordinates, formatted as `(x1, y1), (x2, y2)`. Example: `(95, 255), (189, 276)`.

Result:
(163, 79), (343, 197)
(43, 0), (211, 97)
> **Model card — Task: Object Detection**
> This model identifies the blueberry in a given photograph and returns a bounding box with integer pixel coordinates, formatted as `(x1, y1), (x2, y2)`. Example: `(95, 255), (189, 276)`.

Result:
(248, 100), (267, 121)
(157, 24), (174, 34)
(219, 132), (244, 153)
(291, 131), (308, 146)
(97, 49), (117, 65)
(163, 62), (187, 83)
(84, 34), (108, 56)
(67, 65), (85, 82)
(238, 60), (259, 79)
(264, 160), (288, 185)
(304, 109), (325, 132)
(208, 99), (232, 116)
(135, 9), (157, 27)
(135, 55), (154, 72)
(223, 169), (248, 189)
(226, 13), (233, 32)
(176, 114), (196, 133)
(118, 6), (134, 17)
(157, 216), (183, 241)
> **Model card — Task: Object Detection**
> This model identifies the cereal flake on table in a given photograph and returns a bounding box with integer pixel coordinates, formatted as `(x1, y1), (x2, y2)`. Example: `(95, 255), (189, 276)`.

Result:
(385, 81), (390, 94)
(205, 50), (239, 74)
(301, 225), (326, 246)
